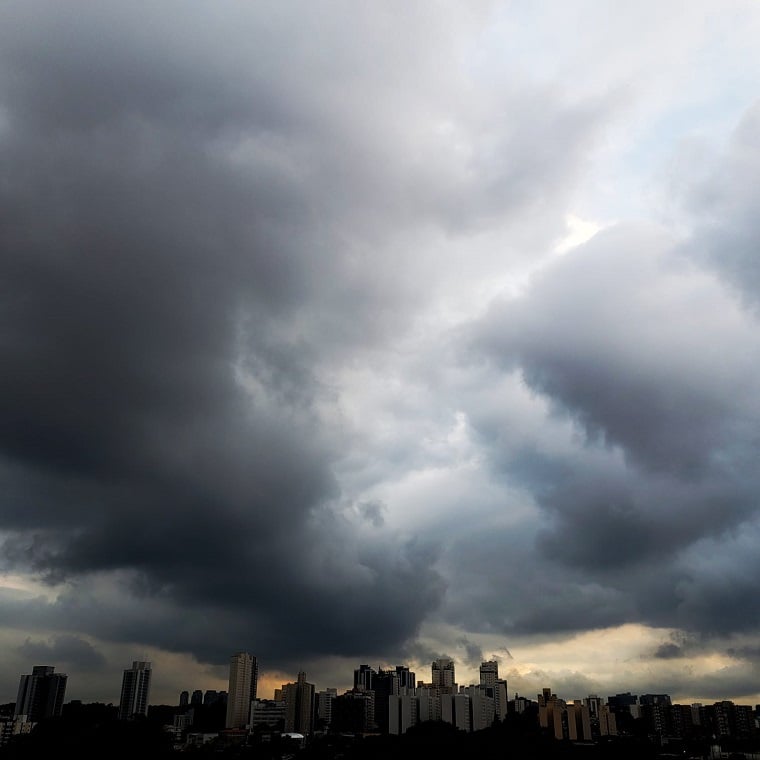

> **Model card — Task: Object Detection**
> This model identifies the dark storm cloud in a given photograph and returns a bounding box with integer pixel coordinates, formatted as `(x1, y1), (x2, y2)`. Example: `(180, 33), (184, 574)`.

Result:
(0, 0), (457, 674)
(654, 643), (684, 659)
(455, 637), (484, 668)
(18, 634), (106, 672)
(465, 212), (760, 640)
(0, 0), (623, 692)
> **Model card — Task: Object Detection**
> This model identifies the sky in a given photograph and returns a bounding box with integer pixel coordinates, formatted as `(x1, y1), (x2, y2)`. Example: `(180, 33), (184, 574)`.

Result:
(2, 0), (760, 708)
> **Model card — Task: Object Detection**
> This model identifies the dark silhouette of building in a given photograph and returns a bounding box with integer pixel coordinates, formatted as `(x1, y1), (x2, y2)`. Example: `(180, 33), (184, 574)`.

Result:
(372, 669), (399, 733)
(354, 664), (376, 692)
(332, 689), (375, 734)
(14, 665), (67, 722)
(203, 689), (218, 706)
(284, 671), (315, 735)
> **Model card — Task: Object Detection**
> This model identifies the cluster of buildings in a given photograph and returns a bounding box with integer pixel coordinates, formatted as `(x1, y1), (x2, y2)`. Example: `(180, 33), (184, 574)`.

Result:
(179, 655), (760, 749)
(535, 687), (759, 746)
(214, 655), (509, 741)
(0, 660), (153, 747)
(2, 653), (759, 751)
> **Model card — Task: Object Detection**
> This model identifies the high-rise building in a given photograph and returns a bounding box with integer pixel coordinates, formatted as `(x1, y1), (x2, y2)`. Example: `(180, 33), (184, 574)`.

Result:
(584, 694), (602, 718)
(431, 658), (456, 693)
(372, 669), (401, 733)
(331, 689), (374, 734)
(353, 664), (375, 692)
(416, 685), (441, 722)
(118, 661), (152, 720)
(479, 660), (507, 721)
(599, 704), (618, 736)
(226, 652), (258, 729)
(464, 685), (496, 731)
(14, 666), (67, 722)
(442, 692), (471, 731)
(388, 693), (418, 735)
(395, 665), (416, 691)
(479, 660), (498, 688)
(283, 671), (315, 735)
(567, 700), (593, 741)
(538, 688), (559, 729)
(203, 689), (219, 706)
(314, 688), (337, 732)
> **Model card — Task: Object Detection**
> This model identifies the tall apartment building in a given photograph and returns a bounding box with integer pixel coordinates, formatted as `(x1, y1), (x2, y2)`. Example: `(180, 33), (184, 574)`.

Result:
(118, 661), (152, 720)
(417, 685), (441, 723)
(464, 684), (496, 731)
(314, 688), (337, 732)
(395, 665), (416, 691)
(353, 664), (375, 692)
(442, 692), (471, 731)
(372, 668), (401, 733)
(599, 703), (617, 736)
(14, 665), (67, 722)
(479, 660), (508, 721)
(283, 671), (315, 735)
(226, 652), (258, 729)
(331, 689), (374, 734)
(431, 658), (456, 693)
(567, 700), (593, 741)
(538, 687), (560, 729)
(388, 693), (417, 735)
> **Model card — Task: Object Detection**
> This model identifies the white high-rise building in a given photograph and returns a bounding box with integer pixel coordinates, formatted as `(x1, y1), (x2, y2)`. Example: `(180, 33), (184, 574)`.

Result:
(479, 660), (507, 721)
(226, 652), (258, 729)
(118, 661), (151, 720)
(417, 685), (440, 722)
(388, 694), (418, 735)
(464, 685), (496, 731)
(441, 693), (471, 731)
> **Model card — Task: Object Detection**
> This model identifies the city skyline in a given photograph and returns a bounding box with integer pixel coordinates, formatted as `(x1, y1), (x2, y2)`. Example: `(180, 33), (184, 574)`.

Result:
(3, 0), (760, 711)
(8, 657), (757, 749)
(3, 653), (759, 712)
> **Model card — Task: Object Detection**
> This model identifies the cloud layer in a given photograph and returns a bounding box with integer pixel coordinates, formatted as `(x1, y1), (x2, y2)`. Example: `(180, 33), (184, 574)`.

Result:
(2, 0), (760, 705)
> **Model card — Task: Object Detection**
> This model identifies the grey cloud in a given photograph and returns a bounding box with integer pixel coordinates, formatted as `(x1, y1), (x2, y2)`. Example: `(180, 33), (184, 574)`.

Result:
(18, 634), (106, 672)
(455, 637), (484, 668)
(463, 204), (760, 640)
(357, 501), (386, 528)
(683, 101), (760, 313)
(5, 0), (752, 707)
(653, 643), (684, 659)
(0, 0), (464, 679)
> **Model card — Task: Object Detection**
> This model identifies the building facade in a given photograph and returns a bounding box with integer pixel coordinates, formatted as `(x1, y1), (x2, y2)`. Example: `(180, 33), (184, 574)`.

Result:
(479, 660), (508, 721)
(431, 658), (456, 693)
(283, 671), (315, 735)
(225, 651), (258, 729)
(14, 665), (67, 722)
(118, 661), (152, 720)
